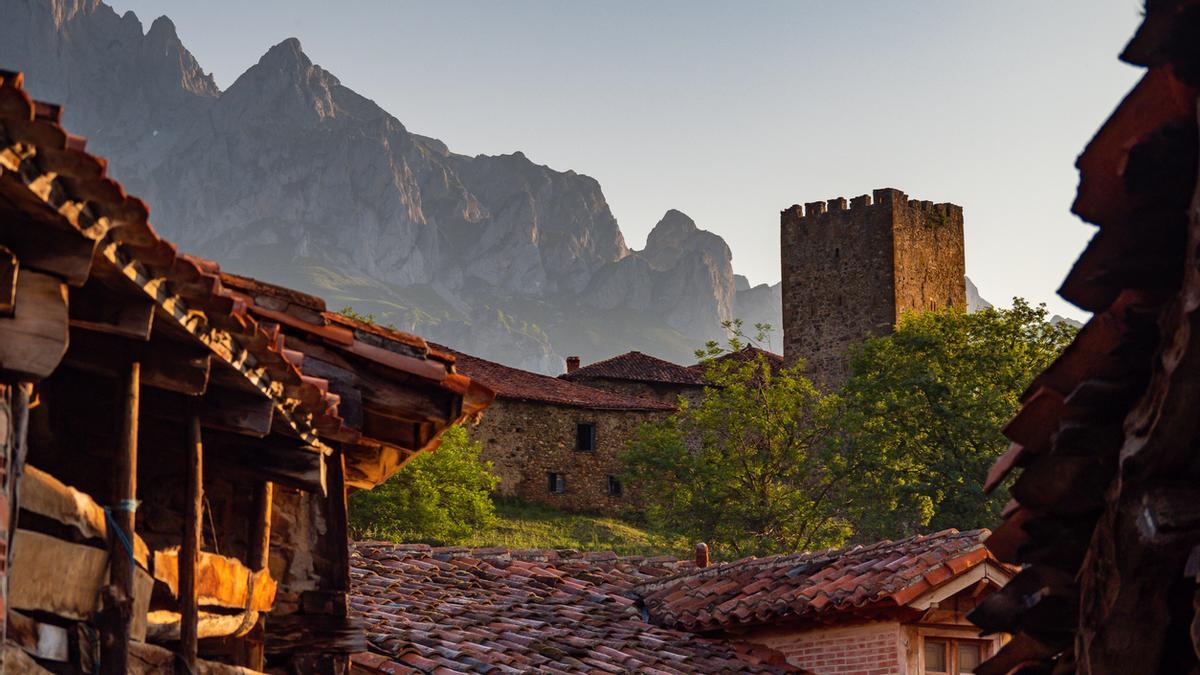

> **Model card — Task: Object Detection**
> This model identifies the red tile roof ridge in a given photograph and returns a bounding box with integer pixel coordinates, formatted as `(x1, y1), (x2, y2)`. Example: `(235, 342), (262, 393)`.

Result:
(560, 350), (705, 386)
(427, 344), (676, 411)
(637, 529), (997, 632)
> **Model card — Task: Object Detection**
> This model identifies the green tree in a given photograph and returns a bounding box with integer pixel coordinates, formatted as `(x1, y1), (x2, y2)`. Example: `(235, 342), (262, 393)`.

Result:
(621, 325), (857, 559)
(349, 425), (498, 543)
(837, 299), (1077, 537)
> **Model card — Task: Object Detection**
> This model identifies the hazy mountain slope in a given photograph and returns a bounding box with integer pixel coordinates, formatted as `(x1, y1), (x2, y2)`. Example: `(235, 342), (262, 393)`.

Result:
(0, 0), (786, 371)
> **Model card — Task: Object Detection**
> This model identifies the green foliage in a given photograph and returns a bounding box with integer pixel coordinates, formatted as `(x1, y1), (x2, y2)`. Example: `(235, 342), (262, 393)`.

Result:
(623, 331), (853, 559)
(349, 426), (499, 544)
(836, 299), (1077, 538)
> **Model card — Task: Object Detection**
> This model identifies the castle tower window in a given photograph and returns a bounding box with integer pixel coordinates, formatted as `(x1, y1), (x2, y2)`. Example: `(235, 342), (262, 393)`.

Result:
(576, 422), (597, 452)
(606, 475), (623, 497)
(548, 472), (566, 494)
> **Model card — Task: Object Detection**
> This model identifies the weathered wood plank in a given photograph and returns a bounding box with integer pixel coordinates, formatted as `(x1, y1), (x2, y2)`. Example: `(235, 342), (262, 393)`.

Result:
(153, 548), (277, 613)
(8, 529), (152, 640)
(18, 464), (150, 567)
(63, 329), (212, 396)
(0, 268), (68, 379)
(6, 609), (69, 662)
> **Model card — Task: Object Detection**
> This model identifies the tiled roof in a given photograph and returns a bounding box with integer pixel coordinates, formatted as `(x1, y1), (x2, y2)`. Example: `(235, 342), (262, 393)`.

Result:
(561, 351), (705, 386)
(437, 346), (675, 412)
(689, 346), (785, 373)
(640, 529), (1000, 632)
(350, 543), (799, 674)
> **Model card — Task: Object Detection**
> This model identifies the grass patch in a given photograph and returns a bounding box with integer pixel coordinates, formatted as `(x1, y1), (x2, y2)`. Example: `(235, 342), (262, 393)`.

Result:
(360, 497), (689, 558)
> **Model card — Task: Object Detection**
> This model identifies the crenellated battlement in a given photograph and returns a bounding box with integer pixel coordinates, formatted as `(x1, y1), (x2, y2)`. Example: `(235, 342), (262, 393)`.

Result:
(780, 186), (967, 387)
(782, 188), (962, 224)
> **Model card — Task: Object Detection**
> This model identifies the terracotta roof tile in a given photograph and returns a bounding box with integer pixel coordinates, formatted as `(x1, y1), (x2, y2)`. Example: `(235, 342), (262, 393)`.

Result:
(350, 543), (798, 674)
(639, 529), (1003, 632)
(689, 346), (785, 372)
(561, 351), (705, 386)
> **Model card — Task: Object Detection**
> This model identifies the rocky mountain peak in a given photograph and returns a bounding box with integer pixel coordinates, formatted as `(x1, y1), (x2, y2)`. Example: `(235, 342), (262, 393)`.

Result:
(220, 37), (342, 129)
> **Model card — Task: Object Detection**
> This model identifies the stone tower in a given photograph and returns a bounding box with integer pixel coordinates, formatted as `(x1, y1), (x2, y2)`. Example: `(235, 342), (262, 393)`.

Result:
(780, 188), (966, 387)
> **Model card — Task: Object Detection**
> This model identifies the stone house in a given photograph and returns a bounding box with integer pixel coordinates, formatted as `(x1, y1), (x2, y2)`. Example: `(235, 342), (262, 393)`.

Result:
(443, 348), (675, 513)
(348, 529), (1009, 675)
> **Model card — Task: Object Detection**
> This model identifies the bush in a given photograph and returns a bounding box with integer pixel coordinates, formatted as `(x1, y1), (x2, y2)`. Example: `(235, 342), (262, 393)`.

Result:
(349, 425), (498, 543)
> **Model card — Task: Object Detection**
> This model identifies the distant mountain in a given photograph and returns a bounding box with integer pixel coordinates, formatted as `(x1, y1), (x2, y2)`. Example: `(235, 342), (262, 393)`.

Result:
(3, 0), (783, 372)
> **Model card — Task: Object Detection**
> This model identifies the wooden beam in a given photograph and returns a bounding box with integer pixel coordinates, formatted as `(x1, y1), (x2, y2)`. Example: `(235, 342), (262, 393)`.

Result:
(0, 244), (16, 316)
(0, 269), (68, 379)
(140, 385), (273, 437)
(63, 329), (212, 396)
(68, 278), (155, 341)
(101, 359), (138, 674)
(205, 435), (327, 495)
(178, 409), (203, 673)
(7, 610), (69, 662)
(152, 548), (277, 612)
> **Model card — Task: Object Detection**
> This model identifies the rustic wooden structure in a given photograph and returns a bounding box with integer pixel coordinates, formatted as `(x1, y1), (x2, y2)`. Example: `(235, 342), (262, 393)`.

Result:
(970, 3), (1200, 674)
(0, 68), (491, 674)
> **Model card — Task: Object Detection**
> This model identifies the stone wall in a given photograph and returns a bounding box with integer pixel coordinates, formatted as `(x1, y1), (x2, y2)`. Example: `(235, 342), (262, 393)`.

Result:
(780, 188), (965, 388)
(468, 399), (668, 513)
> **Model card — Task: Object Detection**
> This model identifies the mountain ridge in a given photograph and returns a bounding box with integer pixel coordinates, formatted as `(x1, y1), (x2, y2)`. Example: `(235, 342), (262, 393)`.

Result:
(0, 2), (799, 371)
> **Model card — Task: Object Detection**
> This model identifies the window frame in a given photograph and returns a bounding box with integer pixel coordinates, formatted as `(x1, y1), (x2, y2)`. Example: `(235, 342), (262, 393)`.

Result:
(547, 472), (566, 495)
(920, 635), (989, 675)
(606, 475), (623, 497)
(575, 422), (597, 452)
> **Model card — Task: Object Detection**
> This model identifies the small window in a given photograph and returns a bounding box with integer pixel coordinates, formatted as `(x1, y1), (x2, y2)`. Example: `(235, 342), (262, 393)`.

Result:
(606, 475), (623, 496)
(547, 472), (565, 494)
(576, 423), (597, 452)
(923, 637), (986, 675)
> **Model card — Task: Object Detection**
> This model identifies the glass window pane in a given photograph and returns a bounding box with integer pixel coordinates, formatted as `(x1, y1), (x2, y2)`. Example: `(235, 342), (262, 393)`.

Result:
(924, 640), (947, 672)
(957, 643), (982, 674)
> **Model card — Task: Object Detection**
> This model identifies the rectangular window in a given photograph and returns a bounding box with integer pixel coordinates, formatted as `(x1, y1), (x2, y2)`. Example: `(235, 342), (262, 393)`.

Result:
(923, 637), (987, 675)
(576, 422), (597, 452)
(547, 472), (565, 494)
(606, 475), (623, 496)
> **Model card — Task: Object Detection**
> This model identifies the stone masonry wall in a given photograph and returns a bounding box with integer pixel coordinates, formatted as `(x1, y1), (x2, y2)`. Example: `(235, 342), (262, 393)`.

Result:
(892, 197), (966, 317)
(468, 399), (668, 513)
(781, 191), (898, 388)
(750, 621), (902, 675)
(781, 188), (965, 388)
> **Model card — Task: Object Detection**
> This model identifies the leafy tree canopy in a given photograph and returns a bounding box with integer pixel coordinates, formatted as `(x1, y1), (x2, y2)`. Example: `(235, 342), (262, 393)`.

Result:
(836, 299), (1077, 538)
(621, 321), (855, 559)
(349, 425), (498, 544)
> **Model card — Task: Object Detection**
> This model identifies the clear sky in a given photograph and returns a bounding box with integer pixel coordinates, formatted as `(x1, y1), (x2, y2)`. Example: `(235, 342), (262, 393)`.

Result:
(109, 0), (1145, 320)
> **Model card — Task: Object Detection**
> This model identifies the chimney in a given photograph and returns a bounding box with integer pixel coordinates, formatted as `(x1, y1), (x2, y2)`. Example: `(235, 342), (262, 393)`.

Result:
(566, 356), (581, 374)
(694, 542), (709, 568)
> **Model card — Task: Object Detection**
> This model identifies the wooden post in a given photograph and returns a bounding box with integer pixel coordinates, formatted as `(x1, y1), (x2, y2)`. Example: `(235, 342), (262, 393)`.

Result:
(101, 360), (139, 673)
(177, 409), (203, 673)
(327, 448), (350, 600)
(238, 481), (273, 671)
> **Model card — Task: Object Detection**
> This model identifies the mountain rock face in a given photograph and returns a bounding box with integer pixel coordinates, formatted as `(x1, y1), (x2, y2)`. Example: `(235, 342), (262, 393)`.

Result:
(0, 0), (778, 371)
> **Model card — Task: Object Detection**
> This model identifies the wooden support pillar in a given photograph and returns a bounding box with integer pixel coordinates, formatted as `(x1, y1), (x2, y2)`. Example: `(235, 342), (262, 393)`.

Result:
(101, 360), (139, 674)
(177, 409), (203, 673)
(238, 481), (273, 671)
(327, 447), (350, 601)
